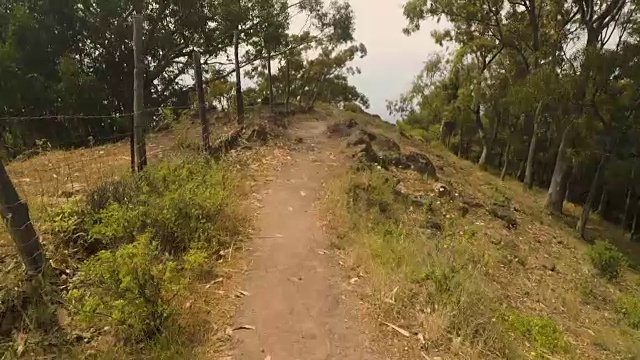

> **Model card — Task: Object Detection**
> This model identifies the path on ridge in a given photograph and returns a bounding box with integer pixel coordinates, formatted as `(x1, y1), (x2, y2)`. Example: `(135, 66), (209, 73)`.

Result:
(233, 120), (378, 360)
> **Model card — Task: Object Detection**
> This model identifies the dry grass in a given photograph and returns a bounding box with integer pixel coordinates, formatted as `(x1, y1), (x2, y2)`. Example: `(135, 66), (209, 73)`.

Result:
(323, 109), (640, 359)
(0, 111), (294, 359)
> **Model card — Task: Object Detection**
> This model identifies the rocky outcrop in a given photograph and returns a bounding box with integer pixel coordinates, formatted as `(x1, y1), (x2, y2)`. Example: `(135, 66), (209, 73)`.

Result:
(345, 128), (437, 179)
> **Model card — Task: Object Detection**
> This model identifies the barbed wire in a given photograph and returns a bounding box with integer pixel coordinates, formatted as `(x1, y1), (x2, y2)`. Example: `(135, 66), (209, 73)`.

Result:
(0, 0), (320, 276)
(0, 106), (195, 122)
(1, 200), (45, 274)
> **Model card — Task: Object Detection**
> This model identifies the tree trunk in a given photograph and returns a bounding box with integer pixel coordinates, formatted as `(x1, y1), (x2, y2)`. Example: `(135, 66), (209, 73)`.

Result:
(631, 197), (640, 242)
(623, 167), (635, 229)
(517, 160), (525, 181)
(524, 126), (537, 189)
(457, 127), (464, 158)
(577, 151), (609, 239)
(475, 106), (489, 170)
(233, 29), (244, 124)
(546, 125), (571, 214)
(597, 185), (608, 217)
(266, 46), (274, 112)
(489, 115), (501, 166)
(500, 142), (510, 181)
(129, 124), (135, 173)
(524, 104), (542, 189)
(285, 55), (291, 115)
(562, 164), (573, 204)
(0, 162), (45, 274)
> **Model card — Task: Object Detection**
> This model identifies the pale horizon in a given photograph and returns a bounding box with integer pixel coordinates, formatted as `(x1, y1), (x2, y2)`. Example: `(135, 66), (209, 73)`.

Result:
(290, 0), (443, 122)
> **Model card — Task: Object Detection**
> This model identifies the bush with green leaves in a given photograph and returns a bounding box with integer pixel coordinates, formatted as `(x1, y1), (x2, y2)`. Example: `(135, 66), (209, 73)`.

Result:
(347, 167), (403, 217)
(503, 310), (569, 357)
(343, 102), (365, 113)
(614, 294), (640, 330)
(46, 155), (243, 258)
(588, 240), (628, 280)
(67, 234), (182, 341)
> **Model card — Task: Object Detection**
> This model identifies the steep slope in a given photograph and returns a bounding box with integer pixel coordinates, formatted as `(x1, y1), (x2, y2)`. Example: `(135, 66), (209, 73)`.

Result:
(322, 108), (640, 359)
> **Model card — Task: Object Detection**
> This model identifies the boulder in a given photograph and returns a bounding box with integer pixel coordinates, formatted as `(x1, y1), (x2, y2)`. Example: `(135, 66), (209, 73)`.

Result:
(328, 118), (359, 137)
(487, 205), (518, 229)
(346, 129), (377, 147)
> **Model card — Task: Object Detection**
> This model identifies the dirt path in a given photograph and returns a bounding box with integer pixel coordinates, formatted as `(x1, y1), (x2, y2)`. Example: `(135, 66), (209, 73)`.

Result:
(233, 120), (377, 360)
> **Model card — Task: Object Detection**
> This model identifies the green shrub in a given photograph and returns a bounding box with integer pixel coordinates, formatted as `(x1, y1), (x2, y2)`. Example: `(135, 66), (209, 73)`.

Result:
(86, 176), (141, 212)
(46, 198), (99, 257)
(347, 168), (402, 216)
(138, 158), (241, 256)
(588, 240), (628, 280)
(343, 102), (365, 113)
(46, 155), (243, 258)
(503, 310), (569, 357)
(68, 234), (182, 341)
(615, 294), (640, 330)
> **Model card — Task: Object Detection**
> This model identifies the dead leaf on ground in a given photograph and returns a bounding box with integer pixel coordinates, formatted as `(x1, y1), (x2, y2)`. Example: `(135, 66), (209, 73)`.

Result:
(349, 277), (359, 284)
(233, 325), (256, 331)
(235, 290), (250, 298)
(300, 190), (307, 196)
(384, 286), (399, 304)
(205, 278), (224, 289)
(381, 321), (411, 337)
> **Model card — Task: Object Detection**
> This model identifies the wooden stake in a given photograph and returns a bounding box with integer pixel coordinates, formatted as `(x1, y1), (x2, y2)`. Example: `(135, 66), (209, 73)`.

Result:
(133, 14), (147, 172)
(194, 51), (211, 152)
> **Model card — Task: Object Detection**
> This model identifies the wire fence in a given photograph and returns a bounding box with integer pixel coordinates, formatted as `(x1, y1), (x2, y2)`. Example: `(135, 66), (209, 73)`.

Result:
(0, 102), (250, 276)
(0, 1), (306, 276)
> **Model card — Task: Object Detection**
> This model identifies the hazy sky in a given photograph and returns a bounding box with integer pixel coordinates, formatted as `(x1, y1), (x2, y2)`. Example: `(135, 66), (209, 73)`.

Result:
(289, 0), (442, 121)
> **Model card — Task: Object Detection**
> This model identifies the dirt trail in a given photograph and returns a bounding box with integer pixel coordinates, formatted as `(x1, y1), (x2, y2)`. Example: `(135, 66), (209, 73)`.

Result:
(233, 120), (377, 360)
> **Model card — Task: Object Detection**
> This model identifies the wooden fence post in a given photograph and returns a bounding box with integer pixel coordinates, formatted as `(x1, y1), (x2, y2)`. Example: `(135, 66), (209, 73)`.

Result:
(233, 29), (245, 124)
(133, 14), (147, 172)
(193, 51), (211, 152)
(285, 54), (291, 115)
(0, 162), (44, 275)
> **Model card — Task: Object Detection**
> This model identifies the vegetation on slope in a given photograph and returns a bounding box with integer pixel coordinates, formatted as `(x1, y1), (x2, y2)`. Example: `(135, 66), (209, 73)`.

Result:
(325, 110), (640, 359)
(390, 0), (640, 241)
(1, 145), (249, 358)
(1, 0), (371, 354)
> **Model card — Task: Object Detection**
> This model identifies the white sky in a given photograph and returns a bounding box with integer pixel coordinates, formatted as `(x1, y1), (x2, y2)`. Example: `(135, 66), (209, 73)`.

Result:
(290, 0), (443, 122)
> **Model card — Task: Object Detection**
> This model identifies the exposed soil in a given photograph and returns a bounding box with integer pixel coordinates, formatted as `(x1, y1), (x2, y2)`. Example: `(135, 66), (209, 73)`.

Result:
(232, 120), (379, 359)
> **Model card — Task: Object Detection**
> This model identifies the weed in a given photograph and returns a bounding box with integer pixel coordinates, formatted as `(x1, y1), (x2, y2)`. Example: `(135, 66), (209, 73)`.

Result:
(46, 155), (243, 259)
(588, 240), (628, 280)
(67, 233), (182, 342)
(343, 102), (365, 113)
(329, 166), (513, 357)
(503, 310), (569, 357)
(614, 294), (640, 330)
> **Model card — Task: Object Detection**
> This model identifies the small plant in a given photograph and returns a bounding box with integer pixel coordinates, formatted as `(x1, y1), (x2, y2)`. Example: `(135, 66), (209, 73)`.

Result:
(343, 102), (364, 113)
(347, 168), (402, 216)
(588, 240), (628, 280)
(68, 234), (183, 341)
(46, 155), (243, 259)
(35, 138), (52, 153)
(86, 176), (140, 212)
(46, 198), (99, 257)
(503, 310), (569, 357)
(615, 294), (640, 330)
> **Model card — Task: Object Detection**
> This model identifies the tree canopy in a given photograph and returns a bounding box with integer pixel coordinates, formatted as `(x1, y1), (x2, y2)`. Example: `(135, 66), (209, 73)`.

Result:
(0, 0), (367, 159)
(391, 0), (640, 238)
